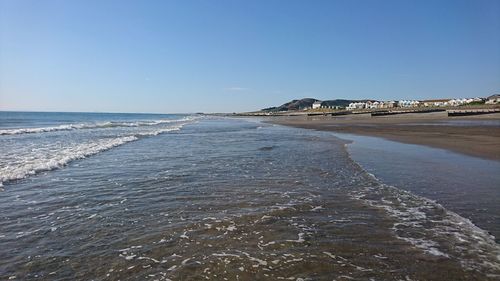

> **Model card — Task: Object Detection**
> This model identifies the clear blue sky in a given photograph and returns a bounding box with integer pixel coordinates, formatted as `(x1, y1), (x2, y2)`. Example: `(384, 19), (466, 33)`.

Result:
(1, 0), (499, 113)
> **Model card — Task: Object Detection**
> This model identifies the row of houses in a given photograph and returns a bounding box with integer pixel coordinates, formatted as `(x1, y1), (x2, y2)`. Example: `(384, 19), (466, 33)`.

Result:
(309, 95), (499, 111)
(346, 100), (412, 110)
(312, 101), (343, 110)
(342, 96), (498, 110)
(346, 101), (399, 110)
(422, 98), (485, 107)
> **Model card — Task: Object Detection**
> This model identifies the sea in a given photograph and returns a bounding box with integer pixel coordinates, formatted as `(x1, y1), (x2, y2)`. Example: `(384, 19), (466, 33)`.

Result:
(0, 111), (499, 280)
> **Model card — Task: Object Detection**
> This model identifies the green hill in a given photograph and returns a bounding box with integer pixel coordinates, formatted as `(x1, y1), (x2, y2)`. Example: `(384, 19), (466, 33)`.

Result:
(262, 98), (370, 112)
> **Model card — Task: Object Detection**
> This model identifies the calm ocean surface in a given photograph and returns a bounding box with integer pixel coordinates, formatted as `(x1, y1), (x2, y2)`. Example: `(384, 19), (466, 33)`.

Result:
(0, 112), (499, 280)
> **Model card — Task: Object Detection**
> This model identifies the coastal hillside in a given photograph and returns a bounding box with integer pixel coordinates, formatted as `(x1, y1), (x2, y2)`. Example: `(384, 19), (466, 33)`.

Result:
(261, 98), (318, 112)
(262, 98), (365, 112)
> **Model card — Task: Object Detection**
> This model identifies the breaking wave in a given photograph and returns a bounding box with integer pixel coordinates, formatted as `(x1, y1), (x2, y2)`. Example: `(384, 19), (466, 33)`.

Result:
(0, 116), (195, 135)
(0, 123), (187, 187)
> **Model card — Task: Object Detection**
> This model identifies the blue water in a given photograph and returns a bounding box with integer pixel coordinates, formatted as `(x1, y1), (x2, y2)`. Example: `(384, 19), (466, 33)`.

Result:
(0, 112), (499, 280)
(0, 111), (186, 129)
(0, 111), (196, 186)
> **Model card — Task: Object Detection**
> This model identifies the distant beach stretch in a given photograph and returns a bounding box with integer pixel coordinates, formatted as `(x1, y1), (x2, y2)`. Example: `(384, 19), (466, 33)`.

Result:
(268, 111), (500, 161)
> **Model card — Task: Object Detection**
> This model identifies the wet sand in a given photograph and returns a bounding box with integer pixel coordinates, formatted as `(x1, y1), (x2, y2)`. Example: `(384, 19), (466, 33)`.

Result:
(267, 111), (500, 161)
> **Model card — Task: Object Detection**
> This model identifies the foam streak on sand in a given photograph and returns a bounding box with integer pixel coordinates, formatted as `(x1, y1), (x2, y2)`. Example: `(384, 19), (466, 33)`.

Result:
(349, 181), (500, 274)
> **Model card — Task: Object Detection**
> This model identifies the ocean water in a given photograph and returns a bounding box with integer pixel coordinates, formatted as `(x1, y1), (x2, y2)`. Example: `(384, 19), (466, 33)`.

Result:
(0, 112), (499, 280)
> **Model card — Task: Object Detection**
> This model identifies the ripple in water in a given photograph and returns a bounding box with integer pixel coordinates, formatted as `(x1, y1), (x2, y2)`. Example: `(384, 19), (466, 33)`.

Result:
(0, 114), (498, 280)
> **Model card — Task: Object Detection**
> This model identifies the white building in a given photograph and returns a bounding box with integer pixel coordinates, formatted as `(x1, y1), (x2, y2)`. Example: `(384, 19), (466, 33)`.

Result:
(312, 101), (322, 109)
(364, 101), (377, 109)
(448, 98), (476, 106)
(347, 102), (366, 110)
(485, 94), (500, 104)
(381, 101), (397, 108)
(422, 99), (451, 107)
(398, 100), (420, 107)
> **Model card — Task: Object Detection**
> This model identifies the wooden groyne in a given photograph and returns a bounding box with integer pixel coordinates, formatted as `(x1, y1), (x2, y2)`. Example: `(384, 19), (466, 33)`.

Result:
(447, 108), (500, 116)
(371, 108), (446, 117)
(307, 111), (352, 116)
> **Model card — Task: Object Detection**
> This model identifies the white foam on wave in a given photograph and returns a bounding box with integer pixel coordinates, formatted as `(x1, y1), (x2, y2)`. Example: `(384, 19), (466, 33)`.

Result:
(0, 122), (191, 187)
(0, 135), (138, 186)
(0, 116), (197, 136)
(349, 182), (500, 274)
(0, 124), (85, 135)
(340, 143), (500, 273)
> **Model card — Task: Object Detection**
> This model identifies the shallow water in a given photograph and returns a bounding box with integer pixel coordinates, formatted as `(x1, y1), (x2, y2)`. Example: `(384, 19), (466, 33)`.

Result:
(0, 113), (499, 280)
(338, 133), (500, 242)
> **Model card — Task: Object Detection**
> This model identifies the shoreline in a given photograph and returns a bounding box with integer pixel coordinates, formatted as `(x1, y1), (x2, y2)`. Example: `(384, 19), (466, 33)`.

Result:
(329, 131), (500, 242)
(265, 111), (500, 161)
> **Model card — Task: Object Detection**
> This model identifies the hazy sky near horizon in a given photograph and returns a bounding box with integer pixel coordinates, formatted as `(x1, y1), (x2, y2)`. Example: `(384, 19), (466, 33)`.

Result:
(1, 0), (499, 113)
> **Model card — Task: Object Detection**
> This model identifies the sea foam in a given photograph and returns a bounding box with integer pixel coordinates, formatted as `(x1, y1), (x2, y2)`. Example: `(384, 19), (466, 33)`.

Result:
(0, 116), (195, 136)
(0, 135), (137, 186)
(349, 181), (500, 274)
(0, 122), (191, 187)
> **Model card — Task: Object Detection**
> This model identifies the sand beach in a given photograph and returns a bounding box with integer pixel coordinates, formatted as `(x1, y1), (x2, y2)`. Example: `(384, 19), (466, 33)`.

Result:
(267, 111), (500, 161)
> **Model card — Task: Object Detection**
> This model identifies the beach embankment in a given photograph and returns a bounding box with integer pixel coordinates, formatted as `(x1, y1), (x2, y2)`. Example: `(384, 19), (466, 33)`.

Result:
(266, 111), (500, 161)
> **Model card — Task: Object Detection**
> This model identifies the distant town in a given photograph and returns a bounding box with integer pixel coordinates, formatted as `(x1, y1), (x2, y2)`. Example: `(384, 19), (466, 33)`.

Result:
(242, 94), (500, 116)
(334, 95), (498, 110)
